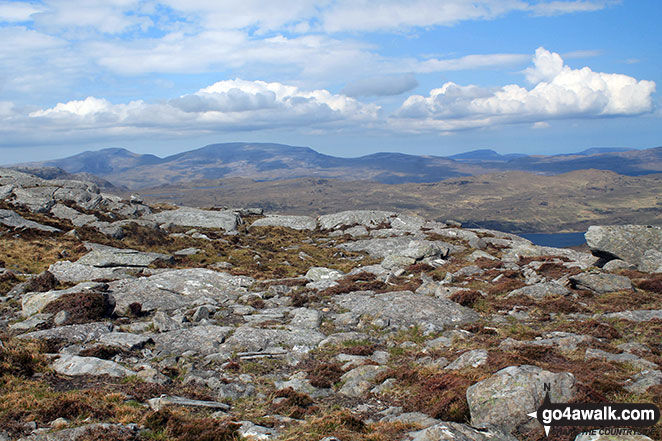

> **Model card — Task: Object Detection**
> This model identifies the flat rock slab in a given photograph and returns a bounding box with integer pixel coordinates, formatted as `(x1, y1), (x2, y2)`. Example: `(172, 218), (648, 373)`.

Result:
(18, 322), (113, 344)
(52, 354), (134, 377)
(76, 245), (171, 268)
(598, 309), (662, 322)
(147, 395), (230, 412)
(506, 282), (571, 300)
(48, 261), (135, 283)
(21, 281), (109, 316)
(569, 273), (633, 294)
(334, 291), (479, 332)
(0, 209), (60, 232)
(585, 348), (658, 370)
(145, 207), (239, 232)
(586, 225), (662, 269)
(251, 215), (317, 231)
(409, 421), (519, 441)
(109, 268), (252, 315)
(221, 325), (326, 352)
(318, 210), (396, 230)
(466, 365), (576, 432)
(339, 365), (389, 397)
(97, 332), (153, 350)
(339, 237), (452, 259)
(151, 325), (233, 355)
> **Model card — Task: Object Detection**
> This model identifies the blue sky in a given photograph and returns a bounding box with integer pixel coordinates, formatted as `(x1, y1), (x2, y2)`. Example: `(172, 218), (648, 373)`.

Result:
(0, 0), (660, 163)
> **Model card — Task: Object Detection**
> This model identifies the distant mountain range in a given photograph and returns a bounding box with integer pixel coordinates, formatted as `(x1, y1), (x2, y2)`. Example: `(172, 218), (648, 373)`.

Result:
(10, 143), (662, 189)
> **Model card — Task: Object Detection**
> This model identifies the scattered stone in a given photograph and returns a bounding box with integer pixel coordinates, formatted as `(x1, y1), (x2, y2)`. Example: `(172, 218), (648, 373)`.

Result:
(586, 224), (662, 269)
(444, 349), (488, 370)
(0, 209), (61, 232)
(76, 244), (171, 268)
(52, 354), (134, 377)
(569, 273), (633, 294)
(237, 421), (278, 440)
(152, 311), (181, 332)
(408, 421), (519, 441)
(151, 325), (233, 356)
(585, 348), (658, 370)
(625, 369), (662, 394)
(251, 215), (317, 231)
(97, 332), (152, 350)
(18, 322), (113, 344)
(466, 365), (577, 432)
(338, 365), (389, 397)
(506, 282), (571, 300)
(599, 310), (662, 322)
(145, 207), (240, 232)
(147, 395), (230, 412)
(334, 291), (479, 333)
(305, 267), (344, 282)
(173, 247), (201, 256)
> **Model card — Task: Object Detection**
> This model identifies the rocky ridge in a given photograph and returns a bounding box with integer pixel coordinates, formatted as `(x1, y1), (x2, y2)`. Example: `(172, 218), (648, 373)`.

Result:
(0, 168), (660, 441)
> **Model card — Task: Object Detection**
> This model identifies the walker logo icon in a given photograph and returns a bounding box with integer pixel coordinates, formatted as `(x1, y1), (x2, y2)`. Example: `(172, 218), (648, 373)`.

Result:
(527, 385), (660, 437)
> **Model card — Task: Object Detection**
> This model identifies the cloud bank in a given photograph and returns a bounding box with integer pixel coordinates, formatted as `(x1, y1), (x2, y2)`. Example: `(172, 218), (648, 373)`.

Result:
(393, 47), (655, 132)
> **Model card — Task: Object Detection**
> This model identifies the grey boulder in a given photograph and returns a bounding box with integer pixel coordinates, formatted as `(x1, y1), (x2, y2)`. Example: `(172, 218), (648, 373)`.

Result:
(0, 209), (60, 232)
(466, 365), (577, 432)
(409, 422), (519, 441)
(569, 273), (633, 294)
(251, 215), (317, 231)
(334, 291), (479, 333)
(145, 207), (239, 232)
(318, 210), (396, 230)
(76, 244), (171, 268)
(52, 354), (134, 377)
(585, 225), (662, 270)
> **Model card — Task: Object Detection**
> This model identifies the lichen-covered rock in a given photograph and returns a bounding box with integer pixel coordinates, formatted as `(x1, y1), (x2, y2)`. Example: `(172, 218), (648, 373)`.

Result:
(52, 354), (134, 377)
(445, 350), (488, 370)
(251, 215), (317, 230)
(21, 282), (110, 316)
(48, 261), (135, 283)
(76, 244), (171, 268)
(408, 421), (519, 441)
(334, 291), (479, 333)
(0, 209), (61, 232)
(17, 322), (113, 344)
(109, 268), (252, 315)
(466, 365), (577, 432)
(220, 325), (325, 352)
(625, 369), (662, 394)
(318, 210), (396, 230)
(151, 325), (233, 356)
(338, 365), (389, 397)
(569, 273), (633, 294)
(586, 225), (662, 270)
(145, 207), (239, 232)
(506, 282), (571, 300)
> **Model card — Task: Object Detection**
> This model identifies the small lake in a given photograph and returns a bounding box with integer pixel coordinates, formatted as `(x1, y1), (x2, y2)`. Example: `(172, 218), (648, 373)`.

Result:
(519, 232), (586, 248)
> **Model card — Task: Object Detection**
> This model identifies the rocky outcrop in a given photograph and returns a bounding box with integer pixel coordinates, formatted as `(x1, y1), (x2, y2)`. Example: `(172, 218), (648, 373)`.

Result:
(76, 244), (171, 268)
(586, 225), (662, 271)
(144, 207), (240, 232)
(251, 215), (317, 230)
(0, 209), (60, 232)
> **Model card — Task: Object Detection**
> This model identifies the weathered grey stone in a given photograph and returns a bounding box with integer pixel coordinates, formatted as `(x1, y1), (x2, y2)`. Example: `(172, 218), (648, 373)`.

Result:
(251, 215), (317, 231)
(289, 308), (322, 329)
(18, 322), (113, 344)
(467, 250), (497, 262)
(0, 209), (60, 232)
(50, 203), (97, 227)
(503, 242), (598, 269)
(97, 332), (152, 350)
(318, 332), (373, 348)
(151, 325), (233, 356)
(173, 247), (201, 256)
(275, 372), (332, 398)
(17, 423), (138, 441)
(586, 225), (662, 268)
(145, 207), (239, 232)
(466, 365), (577, 432)
(221, 325), (325, 352)
(569, 273), (633, 294)
(506, 282), (571, 300)
(147, 395), (230, 412)
(408, 421), (519, 441)
(305, 267), (344, 282)
(152, 311), (181, 332)
(602, 259), (636, 272)
(625, 369), (662, 394)
(76, 244), (171, 268)
(237, 421), (278, 440)
(499, 332), (593, 353)
(48, 261), (134, 283)
(639, 249), (662, 273)
(52, 354), (134, 377)
(599, 310), (662, 322)
(318, 210), (396, 230)
(340, 237), (451, 259)
(390, 214), (426, 231)
(110, 268), (252, 315)
(335, 291), (478, 333)
(381, 412), (438, 429)
(585, 348), (658, 370)
(338, 365), (389, 397)
(381, 255), (416, 269)
(21, 282), (110, 316)
(445, 350), (488, 370)
(10, 313), (52, 331)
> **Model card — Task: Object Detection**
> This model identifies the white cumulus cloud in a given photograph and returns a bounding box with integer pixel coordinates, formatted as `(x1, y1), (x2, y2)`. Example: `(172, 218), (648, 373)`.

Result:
(393, 47), (655, 132)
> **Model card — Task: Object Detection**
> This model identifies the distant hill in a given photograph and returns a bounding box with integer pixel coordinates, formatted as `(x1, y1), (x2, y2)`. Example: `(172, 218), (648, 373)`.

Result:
(11, 142), (662, 189)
